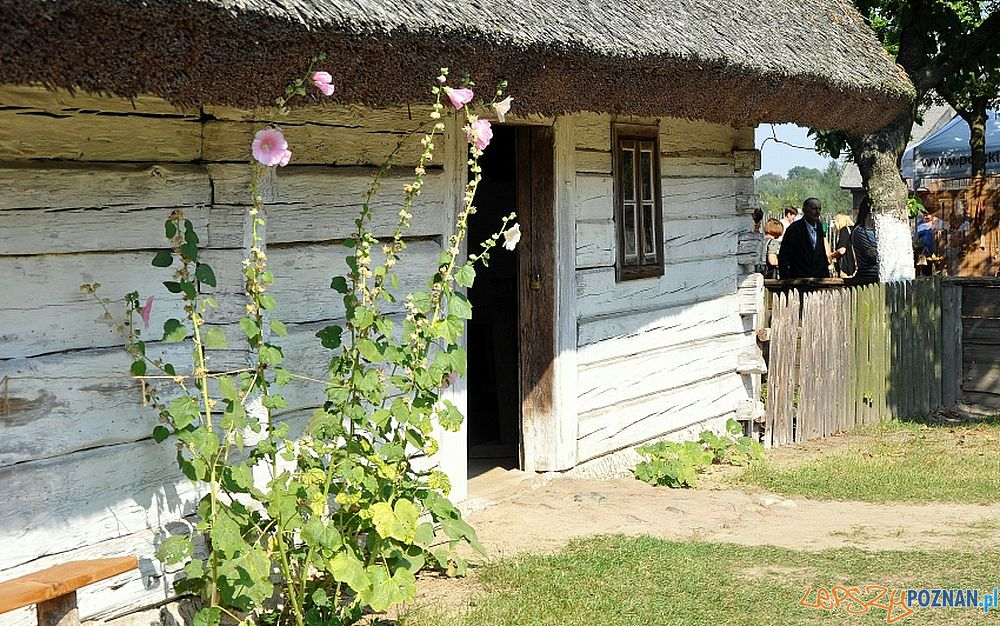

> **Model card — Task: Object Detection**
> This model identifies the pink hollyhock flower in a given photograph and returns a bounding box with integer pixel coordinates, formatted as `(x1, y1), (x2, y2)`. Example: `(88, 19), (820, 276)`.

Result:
(312, 71), (335, 96)
(503, 223), (521, 251)
(445, 87), (474, 110)
(468, 118), (493, 151)
(493, 96), (513, 123)
(252, 128), (292, 167)
(139, 296), (154, 329)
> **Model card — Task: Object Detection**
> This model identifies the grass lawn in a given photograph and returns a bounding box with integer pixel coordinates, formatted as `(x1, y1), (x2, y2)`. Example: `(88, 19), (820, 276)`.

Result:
(735, 416), (1000, 503)
(402, 535), (1000, 626)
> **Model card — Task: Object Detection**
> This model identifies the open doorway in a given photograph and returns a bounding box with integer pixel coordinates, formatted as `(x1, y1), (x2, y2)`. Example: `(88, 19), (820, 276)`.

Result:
(467, 125), (520, 475)
(466, 124), (557, 480)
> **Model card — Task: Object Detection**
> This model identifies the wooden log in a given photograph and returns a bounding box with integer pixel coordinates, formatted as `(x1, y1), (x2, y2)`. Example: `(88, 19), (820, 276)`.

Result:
(577, 295), (743, 356)
(0, 109), (200, 162)
(206, 164), (447, 246)
(576, 257), (737, 322)
(575, 215), (744, 269)
(577, 374), (743, 461)
(577, 336), (743, 415)
(0, 164), (211, 255)
(0, 441), (201, 569)
(36, 592), (77, 626)
(202, 120), (425, 166)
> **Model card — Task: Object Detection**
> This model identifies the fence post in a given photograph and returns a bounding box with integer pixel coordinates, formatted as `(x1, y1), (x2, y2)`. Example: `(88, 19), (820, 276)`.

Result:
(941, 280), (963, 408)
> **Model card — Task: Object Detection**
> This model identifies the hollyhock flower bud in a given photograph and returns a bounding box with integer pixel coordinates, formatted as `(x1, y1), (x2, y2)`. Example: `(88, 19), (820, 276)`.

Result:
(312, 71), (335, 96)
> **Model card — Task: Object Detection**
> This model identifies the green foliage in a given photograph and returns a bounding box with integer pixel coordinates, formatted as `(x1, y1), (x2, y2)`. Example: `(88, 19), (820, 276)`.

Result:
(90, 65), (516, 626)
(698, 418), (765, 467)
(634, 419), (763, 488)
(754, 162), (852, 216)
(633, 441), (713, 488)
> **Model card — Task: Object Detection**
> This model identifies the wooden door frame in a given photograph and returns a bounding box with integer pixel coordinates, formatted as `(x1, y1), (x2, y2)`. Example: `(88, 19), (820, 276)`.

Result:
(515, 123), (578, 472)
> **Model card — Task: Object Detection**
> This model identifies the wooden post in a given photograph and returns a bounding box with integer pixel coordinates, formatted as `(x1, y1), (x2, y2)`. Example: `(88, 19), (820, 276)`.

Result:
(941, 281), (963, 408)
(37, 592), (79, 626)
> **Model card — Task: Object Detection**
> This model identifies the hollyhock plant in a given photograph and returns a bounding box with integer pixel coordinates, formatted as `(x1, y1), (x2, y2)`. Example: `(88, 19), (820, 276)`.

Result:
(445, 87), (474, 110)
(468, 118), (493, 151)
(139, 296), (154, 329)
(252, 128), (292, 167)
(312, 71), (335, 96)
(503, 222), (521, 250)
(493, 96), (513, 122)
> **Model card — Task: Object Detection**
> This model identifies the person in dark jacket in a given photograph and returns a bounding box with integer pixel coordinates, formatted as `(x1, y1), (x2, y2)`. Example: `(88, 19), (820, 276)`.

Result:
(778, 197), (831, 279)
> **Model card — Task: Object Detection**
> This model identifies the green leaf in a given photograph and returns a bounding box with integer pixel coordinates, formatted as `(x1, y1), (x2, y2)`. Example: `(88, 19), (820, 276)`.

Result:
(165, 220), (177, 239)
(168, 396), (201, 429)
(151, 250), (173, 267)
(448, 293), (473, 320)
(202, 327), (228, 350)
(357, 338), (383, 363)
(316, 325), (343, 349)
(359, 567), (415, 612)
(156, 535), (193, 564)
(131, 359), (147, 376)
(330, 276), (349, 293)
(259, 294), (277, 311)
(180, 241), (199, 262)
(274, 367), (293, 387)
(218, 375), (239, 401)
(438, 400), (464, 432)
(163, 281), (183, 294)
(193, 607), (220, 626)
(371, 499), (418, 543)
(179, 280), (197, 301)
(455, 264), (476, 288)
(259, 344), (283, 366)
(195, 263), (217, 288)
(303, 517), (342, 550)
(163, 318), (187, 342)
(152, 425), (170, 443)
(269, 319), (288, 337)
(311, 588), (331, 608)
(328, 552), (370, 593)
(414, 522), (435, 548)
(240, 318), (261, 340)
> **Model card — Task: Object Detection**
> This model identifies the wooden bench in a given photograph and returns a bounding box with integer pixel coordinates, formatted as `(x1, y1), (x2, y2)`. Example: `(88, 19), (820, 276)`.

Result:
(0, 557), (138, 626)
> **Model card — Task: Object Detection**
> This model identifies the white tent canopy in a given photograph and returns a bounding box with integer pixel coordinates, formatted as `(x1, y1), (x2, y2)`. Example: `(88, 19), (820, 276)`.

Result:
(902, 109), (1000, 184)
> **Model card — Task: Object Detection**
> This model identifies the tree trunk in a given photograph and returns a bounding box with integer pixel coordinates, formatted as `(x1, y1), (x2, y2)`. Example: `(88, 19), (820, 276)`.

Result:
(849, 106), (916, 281)
(968, 98), (988, 178)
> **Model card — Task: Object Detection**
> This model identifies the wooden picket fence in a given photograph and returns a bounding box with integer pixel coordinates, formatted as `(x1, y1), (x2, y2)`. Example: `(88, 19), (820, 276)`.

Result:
(764, 278), (962, 447)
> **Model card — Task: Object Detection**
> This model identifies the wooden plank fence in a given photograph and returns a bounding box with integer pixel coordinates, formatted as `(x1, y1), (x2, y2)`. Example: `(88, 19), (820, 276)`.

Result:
(763, 278), (957, 447)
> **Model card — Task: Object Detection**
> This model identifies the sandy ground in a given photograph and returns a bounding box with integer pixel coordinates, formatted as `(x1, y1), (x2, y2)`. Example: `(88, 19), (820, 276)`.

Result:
(403, 430), (1000, 617)
(465, 476), (1000, 556)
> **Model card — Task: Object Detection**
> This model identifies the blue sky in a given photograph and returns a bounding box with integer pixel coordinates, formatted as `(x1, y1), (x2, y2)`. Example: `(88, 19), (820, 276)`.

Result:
(754, 123), (838, 177)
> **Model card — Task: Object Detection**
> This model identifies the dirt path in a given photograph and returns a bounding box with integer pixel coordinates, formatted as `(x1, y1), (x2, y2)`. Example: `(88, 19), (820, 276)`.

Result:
(464, 476), (1000, 556)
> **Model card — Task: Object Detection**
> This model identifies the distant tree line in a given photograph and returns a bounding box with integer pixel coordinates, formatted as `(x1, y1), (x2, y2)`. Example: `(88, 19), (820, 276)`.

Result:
(754, 161), (854, 217)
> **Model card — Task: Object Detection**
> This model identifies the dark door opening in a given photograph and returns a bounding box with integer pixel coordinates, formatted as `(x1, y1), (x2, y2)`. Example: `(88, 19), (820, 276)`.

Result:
(467, 125), (520, 474)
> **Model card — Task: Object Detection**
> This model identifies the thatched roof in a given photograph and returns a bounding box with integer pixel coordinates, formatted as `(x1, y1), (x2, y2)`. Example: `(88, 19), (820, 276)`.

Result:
(0, 0), (913, 132)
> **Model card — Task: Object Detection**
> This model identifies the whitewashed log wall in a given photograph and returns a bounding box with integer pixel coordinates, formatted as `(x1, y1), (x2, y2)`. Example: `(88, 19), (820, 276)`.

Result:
(0, 86), (453, 626)
(570, 113), (758, 462)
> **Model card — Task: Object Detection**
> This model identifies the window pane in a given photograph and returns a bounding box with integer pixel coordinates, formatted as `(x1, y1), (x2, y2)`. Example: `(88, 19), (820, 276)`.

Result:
(621, 147), (635, 202)
(623, 202), (637, 260)
(640, 148), (653, 202)
(642, 203), (656, 257)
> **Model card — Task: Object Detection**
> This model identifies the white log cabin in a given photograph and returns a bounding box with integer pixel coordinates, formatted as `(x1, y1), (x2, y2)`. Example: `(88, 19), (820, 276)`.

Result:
(0, 1), (913, 624)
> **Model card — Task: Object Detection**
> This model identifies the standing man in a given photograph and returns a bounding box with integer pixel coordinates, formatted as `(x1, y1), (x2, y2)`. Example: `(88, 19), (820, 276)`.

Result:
(778, 197), (831, 279)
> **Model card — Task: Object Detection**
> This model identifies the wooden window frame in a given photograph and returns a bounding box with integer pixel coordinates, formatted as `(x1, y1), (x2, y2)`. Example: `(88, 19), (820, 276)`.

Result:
(612, 123), (664, 281)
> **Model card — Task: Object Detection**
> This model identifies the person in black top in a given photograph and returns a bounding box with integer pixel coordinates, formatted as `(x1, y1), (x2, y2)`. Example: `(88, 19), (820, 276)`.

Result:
(851, 197), (879, 281)
(778, 197), (831, 279)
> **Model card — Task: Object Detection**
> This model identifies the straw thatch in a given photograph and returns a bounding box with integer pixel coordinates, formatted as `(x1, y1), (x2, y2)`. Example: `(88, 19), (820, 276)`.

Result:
(0, 0), (913, 131)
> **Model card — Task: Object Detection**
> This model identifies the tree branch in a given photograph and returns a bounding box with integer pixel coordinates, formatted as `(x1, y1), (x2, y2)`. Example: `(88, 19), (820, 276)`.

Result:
(912, 9), (1000, 93)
